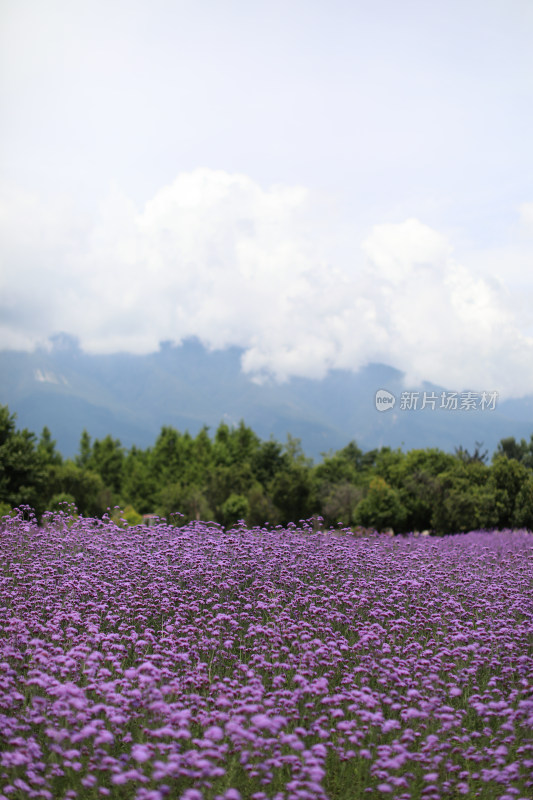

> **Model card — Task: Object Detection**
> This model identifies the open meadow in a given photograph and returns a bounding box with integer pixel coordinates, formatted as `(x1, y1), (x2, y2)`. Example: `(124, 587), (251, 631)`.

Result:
(0, 512), (532, 800)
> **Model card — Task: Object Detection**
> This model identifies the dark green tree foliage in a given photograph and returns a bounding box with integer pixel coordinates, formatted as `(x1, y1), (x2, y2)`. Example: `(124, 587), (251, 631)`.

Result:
(74, 430), (123, 504)
(76, 430), (92, 469)
(37, 427), (63, 466)
(210, 420), (260, 471)
(353, 476), (407, 531)
(320, 481), (364, 527)
(121, 445), (155, 515)
(190, 426), (212, 481)
(431, 461), (498, 535)
(488, 455), (532, 529)
(495, 435), (533, 469)
(150, 426), (185, 485)
(2, 401), (533, 534)
(203, 421), (261, 520)
(157, 482), (213, 522)
(246, 481), (279, 526)
(454, 441), (489, 464)
(212, 422), (232, 466)
(0, 405), (46, 514)
(267, 436), (316, 525)
(338, 441), (366, 471)
(221, 493), (250, 526)
(47, 492), (77, 513)
(205, 463), (254, 516)
(44, 462), (109, 517)
(390, 449), (457, 533)
(313, 442), (366, 527)
(513, 477), (533, 528)
(251, 439), (290, 486)
(314, 452), (358, 486)
(371, 447), (406, 484)
(88, 435), (125, 496)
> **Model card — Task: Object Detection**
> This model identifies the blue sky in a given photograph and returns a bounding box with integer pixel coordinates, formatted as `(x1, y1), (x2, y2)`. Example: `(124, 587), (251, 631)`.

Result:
(1, 0), (532, 396)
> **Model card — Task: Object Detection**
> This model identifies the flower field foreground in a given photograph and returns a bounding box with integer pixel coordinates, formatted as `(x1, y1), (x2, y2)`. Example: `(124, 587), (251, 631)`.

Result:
(1, 512), (532, 800)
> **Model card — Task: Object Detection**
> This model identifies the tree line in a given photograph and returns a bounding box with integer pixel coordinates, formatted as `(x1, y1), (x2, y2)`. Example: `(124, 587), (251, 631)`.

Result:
(1, 403), (533, 534)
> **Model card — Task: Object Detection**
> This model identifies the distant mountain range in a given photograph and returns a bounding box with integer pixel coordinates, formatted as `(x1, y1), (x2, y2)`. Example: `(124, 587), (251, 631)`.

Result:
(1, 333), (532, 462)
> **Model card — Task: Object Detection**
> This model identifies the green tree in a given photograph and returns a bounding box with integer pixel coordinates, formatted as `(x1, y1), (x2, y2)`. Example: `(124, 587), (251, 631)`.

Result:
(187, 427), (213, 484)
(353, 476), (407, 532)
(76, 429), (92, 469)
(314, 453), (358, 486)
(320, 481), (364, 527)
(494, 435), (533, 468)
(337, 441), (366, 471)
(121, 445), (156, 513)
(372, 447), (406, 485)
(150, 426), (188, 485)
(89, 435), (124, 496)
(246, 482), (280, 526)
(454, 442), (489, 464)
(513, 476), (533, 529)
(205, 462), (255, 519)
(488, 455), (531, 529)
(269, 463), (315, 525)
(228, 420), (260, 464)
(0, 405), (46, 515)
(431, 461), (497, 534)
(284, 434), (313, 468)
(391, 449), (458, 532)
(157, 482), (213, 522)
(213, 422), (232, 466)
(251, 439), (290, 486)
(45, 461), (109, 517)
(48, 492), (77, 513)
(221, 493), (250, 527)
(37, 426), (63, 466)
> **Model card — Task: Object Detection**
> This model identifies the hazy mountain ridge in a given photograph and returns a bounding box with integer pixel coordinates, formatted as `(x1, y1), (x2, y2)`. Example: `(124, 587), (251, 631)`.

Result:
(1, 335), (532, 461)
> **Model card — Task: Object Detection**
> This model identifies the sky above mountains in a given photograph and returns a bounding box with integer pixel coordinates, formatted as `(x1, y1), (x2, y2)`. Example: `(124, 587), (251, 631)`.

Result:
(1, 0), (532, 397)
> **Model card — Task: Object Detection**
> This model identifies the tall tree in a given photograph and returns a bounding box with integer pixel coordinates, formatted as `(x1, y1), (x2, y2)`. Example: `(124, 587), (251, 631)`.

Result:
(45, 461), (109, 517)
(488, 455), (531, 529)
(76, 429), (92, 469)
(431, 461), (497, 535)
(37, 426), (63, 466)
(494, 435), (533, 469)
(353, 476), (407, 532)
(121, 445), (156, 514)
(151, 426), (186, 485)
(90, 435), (125, 496)
(0, 405), (46, 514)
(251, 439), (289, 486)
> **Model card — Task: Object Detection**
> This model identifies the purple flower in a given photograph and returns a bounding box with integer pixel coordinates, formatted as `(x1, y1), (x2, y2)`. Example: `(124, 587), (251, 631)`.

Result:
(131, 744), (151, 762)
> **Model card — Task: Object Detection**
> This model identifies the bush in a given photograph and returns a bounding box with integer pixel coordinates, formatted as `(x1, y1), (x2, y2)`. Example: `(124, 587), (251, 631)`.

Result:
(221, 493), (250, 527)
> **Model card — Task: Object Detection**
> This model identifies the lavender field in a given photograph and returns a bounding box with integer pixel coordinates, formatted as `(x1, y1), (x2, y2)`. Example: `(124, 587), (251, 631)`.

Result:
(1, 512), (532, 800)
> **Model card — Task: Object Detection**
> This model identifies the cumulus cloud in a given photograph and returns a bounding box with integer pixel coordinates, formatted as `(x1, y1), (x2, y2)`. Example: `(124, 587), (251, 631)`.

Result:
(1, 169), (532, 397)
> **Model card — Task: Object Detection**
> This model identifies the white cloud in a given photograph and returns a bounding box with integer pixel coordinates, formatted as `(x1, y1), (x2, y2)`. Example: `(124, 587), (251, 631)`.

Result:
(361, 219), (451, 284)
(519, 202), (533, 232)
(1, 169), (533, 397)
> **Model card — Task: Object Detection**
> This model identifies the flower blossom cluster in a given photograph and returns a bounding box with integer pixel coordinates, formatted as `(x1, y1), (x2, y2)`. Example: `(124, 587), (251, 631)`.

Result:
(0, 511), (532, 799)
